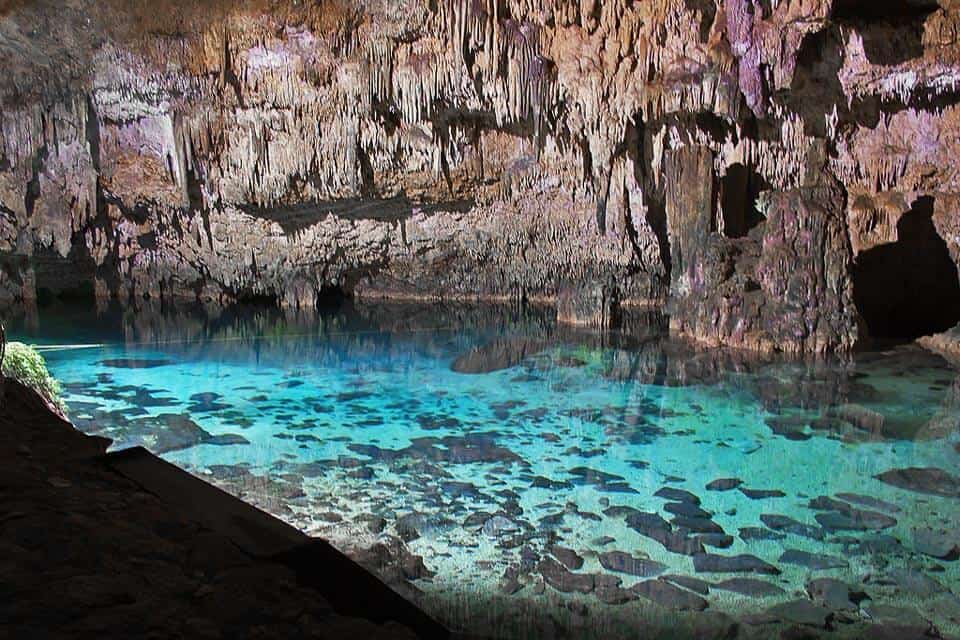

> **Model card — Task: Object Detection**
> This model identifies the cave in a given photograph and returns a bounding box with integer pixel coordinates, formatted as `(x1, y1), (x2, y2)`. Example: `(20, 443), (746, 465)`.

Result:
(32, 247), (98, 307)
(789, 26), (846, 137)
(831, 0), (939, 22)
(315, 284), (349, 310)
(4, 2), (960, 640)
(235, 291), (281, 307)
(832, 0), (937, 65)
(718, 163), (769, 238)
(853, 196), (960, 340)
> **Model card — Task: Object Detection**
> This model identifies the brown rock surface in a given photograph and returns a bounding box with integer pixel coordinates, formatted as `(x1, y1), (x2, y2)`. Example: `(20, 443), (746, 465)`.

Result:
(2, 1), (960, 350)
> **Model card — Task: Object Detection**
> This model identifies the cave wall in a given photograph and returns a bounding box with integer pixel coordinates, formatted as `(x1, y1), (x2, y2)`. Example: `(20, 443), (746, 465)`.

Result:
(2, 0), (960, 354)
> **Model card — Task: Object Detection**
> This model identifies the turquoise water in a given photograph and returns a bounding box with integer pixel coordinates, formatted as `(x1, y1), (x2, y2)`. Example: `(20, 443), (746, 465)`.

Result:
(8, 302), (960, 638)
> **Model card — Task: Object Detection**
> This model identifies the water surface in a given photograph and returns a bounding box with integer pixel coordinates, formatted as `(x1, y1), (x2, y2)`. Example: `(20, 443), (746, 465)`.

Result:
(8, 302), (960, 638)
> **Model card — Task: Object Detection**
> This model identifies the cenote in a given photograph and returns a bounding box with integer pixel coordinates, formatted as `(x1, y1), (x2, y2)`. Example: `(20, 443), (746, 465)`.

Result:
(8, 300), (960, 639)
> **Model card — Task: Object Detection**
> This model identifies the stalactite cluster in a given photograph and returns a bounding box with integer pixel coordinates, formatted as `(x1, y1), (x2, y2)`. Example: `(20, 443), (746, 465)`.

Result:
(3, 0), (960, 353)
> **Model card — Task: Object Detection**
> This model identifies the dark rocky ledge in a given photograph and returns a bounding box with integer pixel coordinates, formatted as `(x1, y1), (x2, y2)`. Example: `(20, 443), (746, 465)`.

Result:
(0, 377), (453, 640)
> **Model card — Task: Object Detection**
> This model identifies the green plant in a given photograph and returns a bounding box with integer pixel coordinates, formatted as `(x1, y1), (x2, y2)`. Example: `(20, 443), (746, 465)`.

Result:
(2, 342), (66, 413)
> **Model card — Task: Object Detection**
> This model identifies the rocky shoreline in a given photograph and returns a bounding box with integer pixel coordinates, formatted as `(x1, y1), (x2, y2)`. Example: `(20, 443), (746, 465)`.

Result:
(0, 376), (443, 640)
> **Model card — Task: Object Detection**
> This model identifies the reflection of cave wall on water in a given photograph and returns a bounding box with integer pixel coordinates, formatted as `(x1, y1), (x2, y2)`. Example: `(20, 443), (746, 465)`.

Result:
(853, 196), (960, 340)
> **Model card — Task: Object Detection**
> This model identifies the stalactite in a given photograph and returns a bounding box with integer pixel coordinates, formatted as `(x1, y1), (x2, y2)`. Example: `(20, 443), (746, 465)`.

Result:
(1, 0), (959, 315)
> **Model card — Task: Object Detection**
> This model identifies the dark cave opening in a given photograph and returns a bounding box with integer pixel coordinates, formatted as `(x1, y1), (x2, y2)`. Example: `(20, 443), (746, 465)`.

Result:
(831, 0), (938, 22)
(235, 284), (347, 311)
(831, 0), (937, 65)
(853, 195), (960, 340)
(32, 248), (98, 308)
(682, 0), (716, 42)
(235, 291), (281, 307)
(35, 283), (96, 307)
(789, 26), (845, 138)
(718, 163), (769, 239)
(315, 285), (350, 314)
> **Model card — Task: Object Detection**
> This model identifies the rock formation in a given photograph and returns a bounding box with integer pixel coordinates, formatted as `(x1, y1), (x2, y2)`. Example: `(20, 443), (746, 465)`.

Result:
(3, 0), (960, 354)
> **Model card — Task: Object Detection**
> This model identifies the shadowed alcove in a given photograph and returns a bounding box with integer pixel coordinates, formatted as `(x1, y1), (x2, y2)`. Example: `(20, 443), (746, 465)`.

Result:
(719, 163), (769, 238)
(853, 195), (960, 340)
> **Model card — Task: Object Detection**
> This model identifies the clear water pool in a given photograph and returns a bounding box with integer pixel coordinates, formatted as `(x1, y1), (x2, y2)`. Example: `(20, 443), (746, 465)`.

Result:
(8, 301), (960, 638)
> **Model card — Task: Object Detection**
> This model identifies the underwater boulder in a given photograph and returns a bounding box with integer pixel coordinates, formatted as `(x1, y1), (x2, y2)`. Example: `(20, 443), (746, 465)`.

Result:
(692, 553), (780, 575)
(875, 467), (960, 497)
(631, 580), (709, 611)
(714, 578), (786, 598)
(598, 551), (667, 577)
(537, 557), (595, 594)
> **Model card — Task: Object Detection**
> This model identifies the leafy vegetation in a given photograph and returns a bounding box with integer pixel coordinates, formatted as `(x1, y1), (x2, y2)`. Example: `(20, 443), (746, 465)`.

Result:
(2, 342), (66, 413)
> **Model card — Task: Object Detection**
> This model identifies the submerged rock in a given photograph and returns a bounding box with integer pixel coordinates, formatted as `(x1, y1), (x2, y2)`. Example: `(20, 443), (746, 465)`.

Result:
(355, 537), (435, 584)
(187, 391), (231, 411)
(123, 414), (228, 454)
(205, 433), (251, 446)
(567, 467), (633, 492)
(882, 568), (947, 597)
(538, 557), (594, 594)
(875, 467), (960, 497)
(697, 534), (735, 549)
(482, 515), (519, 537)
(861, 604), (932, 628)
(593, 575), (636, 605)
(807, 496), (898, 531)
(598, 551), (667, 577)
(911, 526), (960, 560)
(671, 516), (725, 534)
(631, 580), (709, 611)
(661, 574), (711, 596)
(814, 510), (897, 532)
(714, 578), (786, 598)
(549, 546), (584, 571)
(766, 600), (832, 627)
(740, 488), (786, 499)
(499, 568), (523, 595)
(760, 514), (825, 541)
(692, 554), (780, 575)
(664, 502), (713, 519)
(654, 487), (702, 505)
(618, 510), (706, 556)
(834, 492), (901, 514)
(531, 476), (574, 490)
(706, 478), (743, 491)
(395, 513), (424, 542)
(779, 549), (848, 570)
(805, 578), (859, 611)
(739, 527), (786, 542)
